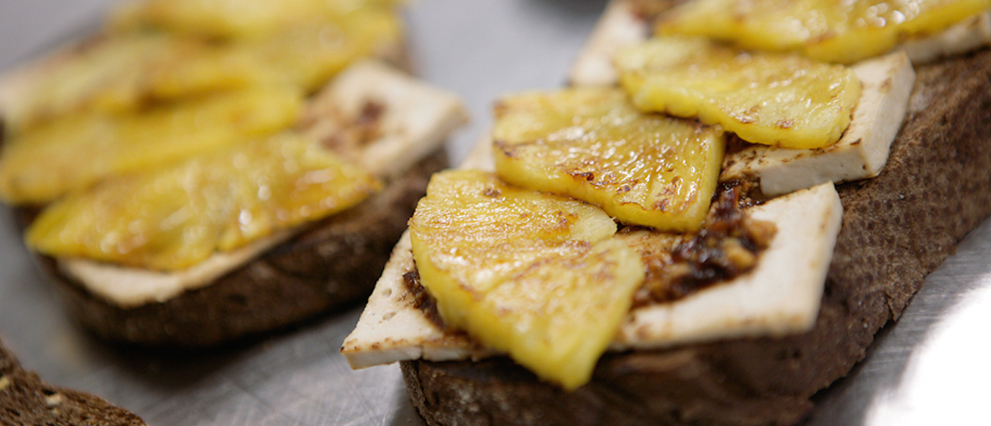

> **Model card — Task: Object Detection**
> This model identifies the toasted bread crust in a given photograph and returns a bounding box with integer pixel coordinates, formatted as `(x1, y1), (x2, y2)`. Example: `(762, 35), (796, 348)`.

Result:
(29, 149), (446, 347)
(400, 50), (991, 426)
(1, 338), (146, 425)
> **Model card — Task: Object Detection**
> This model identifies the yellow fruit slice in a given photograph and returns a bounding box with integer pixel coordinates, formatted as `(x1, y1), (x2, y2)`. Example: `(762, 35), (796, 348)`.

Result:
(148, 8), (403, 97)
(26, 133), (380, 271)
(0, 86), (303, 205)
(2, 33), (200, 132)
(409, 170), (644, 390)
(658, 0), (991, 63)
(110, 0), (403, 39)
(492, 87), (725, 232)
(6, 6), (400, 132)
(616, 36), (861, 149)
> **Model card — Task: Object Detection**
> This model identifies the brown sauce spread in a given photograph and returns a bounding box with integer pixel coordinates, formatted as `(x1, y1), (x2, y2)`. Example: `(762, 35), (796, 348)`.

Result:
(631, 180), (776, 307)
(302, 100), (385, 164)
(403, 268), (446, 329)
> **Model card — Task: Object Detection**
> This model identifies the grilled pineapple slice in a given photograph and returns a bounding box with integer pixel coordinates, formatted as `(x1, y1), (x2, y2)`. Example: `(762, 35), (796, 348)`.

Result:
(0, 86), (303, 205)
(150, 9), (402, 98)
(409, 170), (644, 390)
(658, 0), (991, 63)
(110, 0), (402, 39)
(493, 87), (724, 232)
(4, 5), (400, 132)
(1, 33), (199, 133)
(26, 132), (379, 271)
(616, 37), (861, 149)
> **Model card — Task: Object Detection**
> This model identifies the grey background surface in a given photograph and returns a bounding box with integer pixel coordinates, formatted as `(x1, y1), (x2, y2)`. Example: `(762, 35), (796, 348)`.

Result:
(1, 1), (990, 425)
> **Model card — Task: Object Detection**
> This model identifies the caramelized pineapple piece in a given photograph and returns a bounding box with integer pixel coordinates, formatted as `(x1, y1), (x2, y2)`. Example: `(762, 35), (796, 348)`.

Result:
(616, 37), (861, 149)
(409, 170), (644, 390)
(0, 87), (303, 205)
(6, 6), (400, 131)
(493, 87), (725, 232)
(26, 133), (379, 271)
(658, 0), (991, 63)
(1, 33), (200, 132)
(110, 0), (402, 39)
(151, 10), (402, 97)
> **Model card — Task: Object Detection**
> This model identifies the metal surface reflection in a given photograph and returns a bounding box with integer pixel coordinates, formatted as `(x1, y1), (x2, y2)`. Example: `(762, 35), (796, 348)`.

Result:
(808, 219), (991, 426)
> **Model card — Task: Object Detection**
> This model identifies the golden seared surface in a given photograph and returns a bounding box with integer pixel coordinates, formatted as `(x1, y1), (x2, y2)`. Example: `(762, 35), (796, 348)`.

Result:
(617, 36), (860, 149)
(27, 133), (379, 271)
(658, 0), (991, 63)
(493, 87), (724, 231)
(409, 170), (643, 390)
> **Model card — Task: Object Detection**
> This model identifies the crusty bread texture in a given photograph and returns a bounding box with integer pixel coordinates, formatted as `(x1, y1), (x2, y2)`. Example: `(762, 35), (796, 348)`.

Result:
(0, 338), (146, 426)
(400, 48), (991, 426)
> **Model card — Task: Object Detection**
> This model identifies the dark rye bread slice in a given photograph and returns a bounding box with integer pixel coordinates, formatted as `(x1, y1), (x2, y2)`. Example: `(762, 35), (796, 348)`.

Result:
(0, 338), (146, 425)
(399, 49), (991, 425)
(20, 148), (446, 347)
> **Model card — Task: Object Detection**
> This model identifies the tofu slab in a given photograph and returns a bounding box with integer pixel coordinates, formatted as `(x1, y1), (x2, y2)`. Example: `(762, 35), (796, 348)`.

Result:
(56, 60), (468, 308)
(339, 229), (497, 369)
(59, 231), (295, 307)
(902, 12), (991, 64)
(613, 182), (842, 349)
(303, 61), (469, 179)
(720, 52), (916, 197)
(342, 137), (843, 368)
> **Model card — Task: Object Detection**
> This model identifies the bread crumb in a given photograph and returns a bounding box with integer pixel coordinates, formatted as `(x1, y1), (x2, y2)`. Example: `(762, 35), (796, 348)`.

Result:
(45, 392), (63, 407)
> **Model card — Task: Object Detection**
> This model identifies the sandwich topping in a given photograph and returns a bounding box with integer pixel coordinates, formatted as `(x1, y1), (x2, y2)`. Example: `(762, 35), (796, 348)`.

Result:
(108, 0), (406, 40)
(658, 0), (991, 63)
(615, 36), (862, 149)
(26, 132), (380, 271)
(409, 170), (643, 390)
(492, 87), (725, 232)
(627, 180), (776, 306)
(0, 0), (468, 305)
(720, 51), (916, 197)
(46, 61), (466, 307)
(1, 2), (402, 135)
(0, 86), (304, 205)
(0, 0), (404, 204)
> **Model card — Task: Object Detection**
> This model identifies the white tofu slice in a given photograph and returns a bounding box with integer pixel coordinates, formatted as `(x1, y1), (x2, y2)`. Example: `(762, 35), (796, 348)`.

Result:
(613, 182), (842, 349)
(568, 0), (655, 87)
(340, 230), (494, 369)
(902, 12), (991, 65)
(303, 61), (469, 179)
(720, 52), (916, 197)
(341, 137), (843, 368)
(56, 60), (468, 308)
(60, 230), (295, 307)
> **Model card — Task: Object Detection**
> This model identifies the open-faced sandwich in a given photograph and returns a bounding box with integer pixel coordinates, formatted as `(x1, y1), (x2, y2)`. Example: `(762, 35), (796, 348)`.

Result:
(0, 0), (468, 347)
(342, 0), (991, 424)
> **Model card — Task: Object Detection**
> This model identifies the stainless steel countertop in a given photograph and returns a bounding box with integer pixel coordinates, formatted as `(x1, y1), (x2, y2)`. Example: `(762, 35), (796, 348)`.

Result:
(1, 1), (989, 425)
